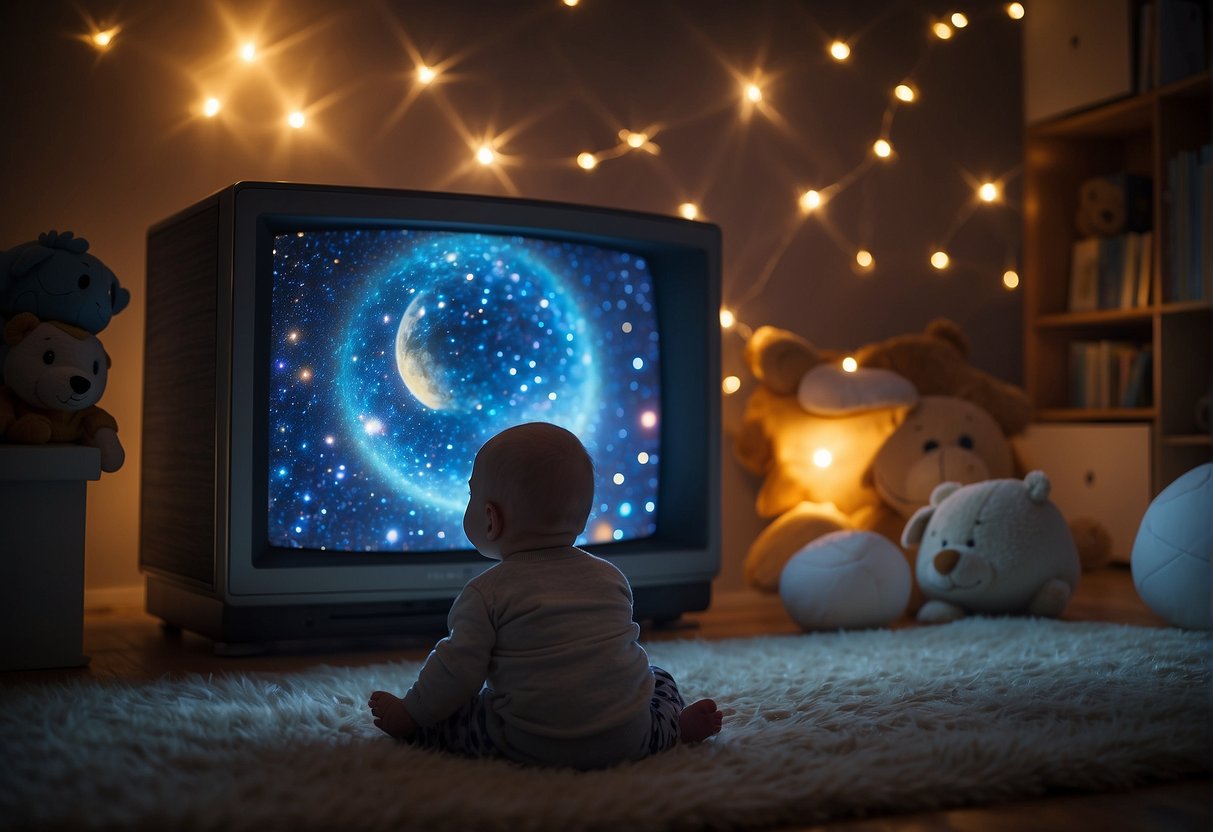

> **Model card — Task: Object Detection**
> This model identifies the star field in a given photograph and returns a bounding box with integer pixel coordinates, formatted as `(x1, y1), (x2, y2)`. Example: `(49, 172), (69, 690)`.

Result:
(268, 229), (661, 552)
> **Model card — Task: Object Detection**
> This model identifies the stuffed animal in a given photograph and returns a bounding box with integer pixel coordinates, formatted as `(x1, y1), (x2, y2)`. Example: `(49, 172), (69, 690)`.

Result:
(733, 320), (1032, 595)
(1130, 463), (1212, 630)
(0, 231), (130, 334)
(1074, 173), (1151, 239)
(901, 471), (1081, 623)
(0, 312), (124, 472)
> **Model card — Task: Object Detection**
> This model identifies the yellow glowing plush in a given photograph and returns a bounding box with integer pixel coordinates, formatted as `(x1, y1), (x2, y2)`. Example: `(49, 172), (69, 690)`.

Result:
(733, 319), (1032, 597)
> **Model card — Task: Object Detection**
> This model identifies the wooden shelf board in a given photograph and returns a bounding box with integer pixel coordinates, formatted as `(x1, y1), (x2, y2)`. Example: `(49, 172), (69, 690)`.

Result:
(1162, 433), (1213, 447)
(1035, 408), (1155, 422)
(1034, 308), (1155, 328)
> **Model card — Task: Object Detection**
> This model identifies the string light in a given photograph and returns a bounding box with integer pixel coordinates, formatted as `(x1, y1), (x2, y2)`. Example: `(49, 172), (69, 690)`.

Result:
(563, 0), (580, 6)
(950, 13), (969, 28)
(841, 357), (858, 373)
(978, 181), (999, 202)
(744, 83), (763, 103)
(829, 40), (851, 61)
(722, 375), (742, 395)
(719, 308), (736, 329)
(894, 83), (916, 102)
(932, 22), (954, 40)
(476, 144), (496, 165)
(799, 189), (823, 212)
(1006, 3), (1025, 20)
(417, 64), (437, 84)
(1003, 269), (1020, 289)
(241, 42), (257, 62)
(576, 152), (598, 170)
(624, 131), (648, 149)
(287, 111), (306, 128)
(873, 138), (893, 158)
(92, 28), (118, 49)
(930, 250), (950, 270)
(812, 448), (834, 468)
(855, 249), (874, 271)
(678, 202), (699, 220)
(203, 97), (221, 117)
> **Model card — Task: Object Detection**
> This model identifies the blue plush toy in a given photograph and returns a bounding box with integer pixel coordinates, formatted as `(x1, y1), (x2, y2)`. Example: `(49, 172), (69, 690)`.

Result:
(0, 230), (129, 334)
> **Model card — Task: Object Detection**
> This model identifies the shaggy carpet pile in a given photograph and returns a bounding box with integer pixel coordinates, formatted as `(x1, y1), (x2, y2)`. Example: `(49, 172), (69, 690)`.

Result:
(1, 618), (1208, 831)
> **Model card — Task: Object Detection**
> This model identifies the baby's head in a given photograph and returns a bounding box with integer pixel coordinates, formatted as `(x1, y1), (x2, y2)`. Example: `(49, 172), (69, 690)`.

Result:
(464, 422), (595, 557)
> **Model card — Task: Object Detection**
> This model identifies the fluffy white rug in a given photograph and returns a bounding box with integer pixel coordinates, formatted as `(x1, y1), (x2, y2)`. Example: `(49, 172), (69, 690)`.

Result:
(1, 618), (1208, 831)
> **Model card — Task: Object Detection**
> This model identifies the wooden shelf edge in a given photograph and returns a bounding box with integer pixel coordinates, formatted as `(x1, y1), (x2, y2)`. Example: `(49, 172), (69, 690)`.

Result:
(1033, 308), (1155, 328)
(1034, 408), (1155, 422)
(1027, 71), (1210, 139)
(1162, 433), (1213, 447)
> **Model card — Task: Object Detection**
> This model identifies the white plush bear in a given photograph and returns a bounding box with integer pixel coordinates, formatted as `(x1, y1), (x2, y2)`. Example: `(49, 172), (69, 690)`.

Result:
(901, 471), (1080, 623)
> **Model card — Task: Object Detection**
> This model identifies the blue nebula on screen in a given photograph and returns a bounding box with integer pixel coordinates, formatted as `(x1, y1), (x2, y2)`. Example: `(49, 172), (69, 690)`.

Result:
(268, 229), (661, 552)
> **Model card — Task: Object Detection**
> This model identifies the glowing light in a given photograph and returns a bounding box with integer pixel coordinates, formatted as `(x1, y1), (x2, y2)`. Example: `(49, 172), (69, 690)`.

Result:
(722, 375), (742, 395)
(950, 12), (969, 28)
(978, 182), (999, 202)
(873, 139), (893, 158)
(931, 250), (951, 270)
(640, 411), (657, 429)
(894, 84), (916, 102)
(1007, 3), (1025, 20)
(563, 0), (580, 6)
(476, 144), (496, 165)
(841, 357), (858, 373)
(719, 308), (736, 329)
(812, 448), (833, 468)
(92, 28), (117, 49)
(829, 40), (851, 61)
(678, 202), (699, 220)
(1003, 269), (1021, 289)
(417, 64), (437, 84)
(241, 42), (257, 62)
(624, 131), (648, 149)
(287, 111), (306, 129)
(799, 189), (823, 212)
(387, 529), (399, 544)
(637, 452), (650, 464)
(855, 249), (874, 270)
(576, 152), (598, 170)
(745, 83), (763, 103)
(364, 418), (384, 435)
(202, 97), (221, 118)
(613, 473), (625, 485)
(933, 22), (954, 40)
(299, 368), (313, 381)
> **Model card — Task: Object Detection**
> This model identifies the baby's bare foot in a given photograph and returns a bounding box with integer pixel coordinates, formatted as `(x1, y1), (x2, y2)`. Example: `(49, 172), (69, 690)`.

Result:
(368, 690), (417, 741)
(679, 698), (723, 743)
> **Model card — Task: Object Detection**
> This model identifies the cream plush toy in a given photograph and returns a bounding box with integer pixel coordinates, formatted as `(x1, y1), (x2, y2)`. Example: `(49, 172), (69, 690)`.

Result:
(901, 471), (1081, 623)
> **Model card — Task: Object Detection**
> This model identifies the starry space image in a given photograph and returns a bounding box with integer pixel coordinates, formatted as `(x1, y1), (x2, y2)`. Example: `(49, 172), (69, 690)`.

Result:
(268, 228), (662, 553)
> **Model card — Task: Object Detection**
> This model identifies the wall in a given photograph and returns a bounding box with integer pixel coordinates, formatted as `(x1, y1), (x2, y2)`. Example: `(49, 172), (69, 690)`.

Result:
(0, 0), (1023, 602)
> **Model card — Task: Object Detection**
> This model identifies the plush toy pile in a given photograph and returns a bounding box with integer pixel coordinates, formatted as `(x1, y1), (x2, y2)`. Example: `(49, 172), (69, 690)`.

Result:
(0, 231), (129, 472)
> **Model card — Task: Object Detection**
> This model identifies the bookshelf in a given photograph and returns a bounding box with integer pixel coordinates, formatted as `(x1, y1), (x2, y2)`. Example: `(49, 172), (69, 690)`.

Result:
(1023, 1), (1211, 497)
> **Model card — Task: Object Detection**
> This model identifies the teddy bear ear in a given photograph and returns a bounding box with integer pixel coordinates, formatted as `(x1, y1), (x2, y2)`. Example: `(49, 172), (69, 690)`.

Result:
(1024, 470), (1051, 503)
(4, 312), (42, 346)
(745, 326), (829, 397)
(901, 504), (935, 548)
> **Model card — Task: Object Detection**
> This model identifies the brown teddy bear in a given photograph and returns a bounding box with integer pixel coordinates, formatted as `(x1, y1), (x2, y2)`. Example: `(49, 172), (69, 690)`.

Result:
(0, 312), (124, 472)
(733, 319), (1033, 596)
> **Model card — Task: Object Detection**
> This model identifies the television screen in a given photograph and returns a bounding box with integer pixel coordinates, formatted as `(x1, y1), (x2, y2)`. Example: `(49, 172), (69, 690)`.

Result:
(268, 228), (662, 553)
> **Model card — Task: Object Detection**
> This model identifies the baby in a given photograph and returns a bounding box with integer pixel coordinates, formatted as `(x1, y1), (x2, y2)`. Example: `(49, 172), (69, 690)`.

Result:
(368, 422), (722, 769)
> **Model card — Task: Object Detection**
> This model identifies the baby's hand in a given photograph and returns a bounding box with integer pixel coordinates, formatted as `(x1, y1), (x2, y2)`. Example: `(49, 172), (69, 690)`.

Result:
(368, 690), (418, 741)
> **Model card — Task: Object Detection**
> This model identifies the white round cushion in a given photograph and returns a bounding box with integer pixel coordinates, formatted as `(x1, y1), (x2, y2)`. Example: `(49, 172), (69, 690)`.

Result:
(779, 530), (911, 630)
(1131, 463), (1212, 630)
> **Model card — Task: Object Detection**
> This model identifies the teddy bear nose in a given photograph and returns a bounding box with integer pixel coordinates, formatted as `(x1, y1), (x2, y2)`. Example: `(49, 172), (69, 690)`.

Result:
(70, 375), (92, 395)
(933, 549), (961, 575)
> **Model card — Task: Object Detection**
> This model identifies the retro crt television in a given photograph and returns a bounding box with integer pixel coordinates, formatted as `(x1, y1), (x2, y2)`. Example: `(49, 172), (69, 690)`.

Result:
(140, 182), (721, 647)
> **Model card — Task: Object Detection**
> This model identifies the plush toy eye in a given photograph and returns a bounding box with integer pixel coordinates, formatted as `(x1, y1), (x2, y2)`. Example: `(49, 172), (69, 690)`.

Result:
(92, 360), (100, 375)
(42, 350), (55, 365)
(78, 274), (91, 289)
(923, 439), (940, 452)
(966, 538), (975, 547)
(958, 434), (974, 449)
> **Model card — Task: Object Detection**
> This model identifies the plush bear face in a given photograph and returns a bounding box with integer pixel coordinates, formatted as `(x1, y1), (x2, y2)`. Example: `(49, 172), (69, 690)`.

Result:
(2, 313), (110, 412)
(902, 473), (1080, 614)
(1, 231), (129, 334)
(872, 396), (1015, 520)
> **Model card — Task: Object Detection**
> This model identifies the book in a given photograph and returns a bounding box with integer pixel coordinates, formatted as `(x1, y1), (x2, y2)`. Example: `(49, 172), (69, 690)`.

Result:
(1158, 0), (1207, 85)
(1069, 238), (1100, 312)
(1136, 231), (1153, 307)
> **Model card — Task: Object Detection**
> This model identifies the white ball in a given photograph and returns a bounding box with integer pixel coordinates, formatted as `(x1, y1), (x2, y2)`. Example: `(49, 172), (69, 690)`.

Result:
(1131, 463), (1212, 630)
(778, 530), (911, 631)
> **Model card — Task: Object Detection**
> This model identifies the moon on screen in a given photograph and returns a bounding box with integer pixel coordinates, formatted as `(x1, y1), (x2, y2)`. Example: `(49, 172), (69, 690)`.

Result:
(395, 298), (455, 411)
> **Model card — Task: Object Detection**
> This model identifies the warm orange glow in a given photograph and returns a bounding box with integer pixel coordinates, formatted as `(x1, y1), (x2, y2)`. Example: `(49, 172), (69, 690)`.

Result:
(799, 189), (822, 212)
(1003, 270), (1020, 289)
(829, 41), (851, 61)
(931, 250), (950, 270)
(678, 202), (699, 220)
(873, 139), (892, 158)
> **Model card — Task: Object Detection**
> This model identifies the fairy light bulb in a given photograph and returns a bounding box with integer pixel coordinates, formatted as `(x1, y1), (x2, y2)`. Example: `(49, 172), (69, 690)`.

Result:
(950, 12), (969, 28)
(719, 308), (736, 329)
(476, 144), (496, 165)
(1003, 270), (1020, 289)
(873, 139), (893, 158)
(841, 356), (858, 373)
(678, 202), (699, 220)
(933, 22), (954, 39)
(1007, 3), (1025, 20)
(625, 131), (648, 149)
(855, 249), (874, 270)
(417, 65), (437, 84)
(722, 375), (742, 395)
(563, 0), (580, 6)
(894, 84), (915, 102)
(829, 40), (851, 61)
(576, 152), (597, 170)
(203, 97), (221, 117)
(978, 182), (999, 202)
(812, 448), (833, 468)
(745, 83), (763, 103)
(931, 250), (950, 270)
(287, 111), (306, 129)
(799, 189), (822, 212)
(92, 28), (117, 49)
(241, 42), (257, 62)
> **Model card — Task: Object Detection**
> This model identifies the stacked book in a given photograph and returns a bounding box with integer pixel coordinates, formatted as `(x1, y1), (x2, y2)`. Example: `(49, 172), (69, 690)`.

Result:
(1069, 231), (1153, 312)
(1068, 342), (1153, 409)
(1165, 143), (1211, 303)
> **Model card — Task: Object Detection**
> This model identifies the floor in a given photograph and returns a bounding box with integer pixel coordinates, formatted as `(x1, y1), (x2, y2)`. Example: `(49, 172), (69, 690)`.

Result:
(3, 565), (1210, 830)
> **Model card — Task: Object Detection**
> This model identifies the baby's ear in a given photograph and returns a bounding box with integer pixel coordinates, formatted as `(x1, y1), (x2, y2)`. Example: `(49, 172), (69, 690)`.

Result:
(484, 501), (504, 541)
